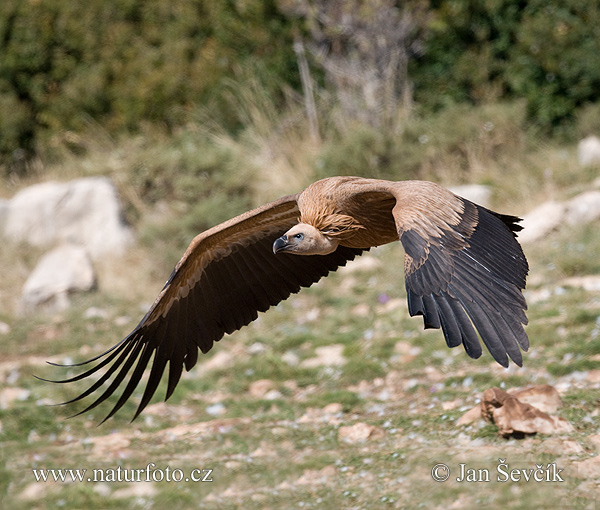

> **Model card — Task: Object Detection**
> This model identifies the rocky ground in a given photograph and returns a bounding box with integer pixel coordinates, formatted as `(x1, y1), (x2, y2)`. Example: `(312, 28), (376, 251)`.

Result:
(1, 176), (600, 509)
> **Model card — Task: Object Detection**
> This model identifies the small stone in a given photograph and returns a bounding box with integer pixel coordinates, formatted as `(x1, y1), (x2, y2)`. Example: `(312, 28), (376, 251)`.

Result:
(0, 387), (30, 409)
(576, 456), (600, 479)
(206, 402), (226, 416)
(301, 344), (346, 368)
(481, 386), (572, 437)
(339, 422), (384, 443)
(578, 135), (600, 166)
(21, 245), (95, 313)
(456, 405), (482, 426)
(248, 379), (275, 398)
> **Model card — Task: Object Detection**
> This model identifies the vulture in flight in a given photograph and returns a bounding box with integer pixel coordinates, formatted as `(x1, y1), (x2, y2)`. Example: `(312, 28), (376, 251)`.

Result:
(45, 176), (529, 422)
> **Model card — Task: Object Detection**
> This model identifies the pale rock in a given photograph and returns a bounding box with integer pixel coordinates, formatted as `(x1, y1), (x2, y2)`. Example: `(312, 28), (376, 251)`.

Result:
(264, 389), (283, 400)
(247, 342), (267, 355)
(562, 276), (600, 292)
(518, 201), (566, 244)
(3, 177), (133, 259)
(323, 402), (344, 414)
(561, 439), (585, 454)
(113, 483), (158, 499)
(539, 437), (584, 455)
(143, 402), (195, 420)
(351, 303), (370, 317)
(459, 385), (571, 435)
(113, 315), (131, 327)
(298, 403), (343, 424)
(339, 422), (384, 443)
(300, 344), (346, 368)
(576, 456), (600, 479)
(586, 370), (600, 383)
(0, 387), (30, 408)
(481, 386), (573, 437)
(391, 341), (420, 364)
(449, 184), (492, 208)
(84, 307), (109, 320)
(281, 350), (300, 366)
(92, 483), (112, 497)
(566, 190), (600, 225)
(19, 482), (59, 501)
(509, 384), (562, 415)
(456, 405), (482, 426)
(587, 434), (600, 449)
(519, 190), (600, 244)
(250, 441), (278, 458)
(337, 255), (381, 274)
(441, 400), (459, 411)
(377, 298), (404, 314)
(86, 432), (131, 458)
(201, 350), (235, 371)
(393, 341), (413, 355)
(206, 402), (226, 416)
(248, 379), (276, 398)
(295, 465), (337, 485)
(578, 135), (600, 166)
(21, 244), (95, 313)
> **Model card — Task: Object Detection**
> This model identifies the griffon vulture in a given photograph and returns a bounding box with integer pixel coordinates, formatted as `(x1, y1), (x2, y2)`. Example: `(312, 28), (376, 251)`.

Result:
(44, 176), (529, 422)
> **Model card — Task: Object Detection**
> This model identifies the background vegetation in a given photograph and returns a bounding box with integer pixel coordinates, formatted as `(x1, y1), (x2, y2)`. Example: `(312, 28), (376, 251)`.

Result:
(2, 0), (600, 166)
(2, 0), (600, 254)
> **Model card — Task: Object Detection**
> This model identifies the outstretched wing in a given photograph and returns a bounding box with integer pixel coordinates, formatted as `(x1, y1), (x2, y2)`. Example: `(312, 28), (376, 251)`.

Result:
(393, 183), (529, 367)
(44, 194), (366, 422)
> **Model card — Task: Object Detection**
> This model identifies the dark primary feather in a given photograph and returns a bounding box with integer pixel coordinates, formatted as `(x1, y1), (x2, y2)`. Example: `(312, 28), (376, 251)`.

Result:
(401, 199), (529, 368)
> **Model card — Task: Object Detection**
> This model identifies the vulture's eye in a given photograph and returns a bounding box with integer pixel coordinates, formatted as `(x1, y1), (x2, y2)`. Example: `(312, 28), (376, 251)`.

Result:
(293, 233), (304, 241)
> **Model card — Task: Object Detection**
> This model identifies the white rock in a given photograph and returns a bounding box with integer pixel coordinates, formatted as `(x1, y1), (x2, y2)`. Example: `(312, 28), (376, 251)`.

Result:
(84, 307), (109, 319)
(338, 422), (384, 443)
(566, 190), (600, 225)
(21, 245), (95, 313)
(518, 201), (566, 244)
(300, 344), (346, 368)
(0, 387), (30, 408)
(201, 350), (235, 371)
(205, 402), (226, 416)
(337, 255), (381, 274)
(449, 184), (492, 207)
(3, 177), (133, 259)
(578, 135), (600, 166)
(562, 275), (600, 292)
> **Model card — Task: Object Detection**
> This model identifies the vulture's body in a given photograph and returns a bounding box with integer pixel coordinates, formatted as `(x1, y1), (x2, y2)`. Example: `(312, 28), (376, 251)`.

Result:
(46, 177), (529, 422)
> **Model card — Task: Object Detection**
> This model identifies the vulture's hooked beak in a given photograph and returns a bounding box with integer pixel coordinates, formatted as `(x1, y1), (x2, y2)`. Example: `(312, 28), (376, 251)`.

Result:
(273, 235), (289, 254)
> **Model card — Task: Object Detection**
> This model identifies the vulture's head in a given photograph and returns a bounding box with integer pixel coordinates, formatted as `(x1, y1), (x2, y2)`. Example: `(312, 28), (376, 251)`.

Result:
(273, 223), (339, 256)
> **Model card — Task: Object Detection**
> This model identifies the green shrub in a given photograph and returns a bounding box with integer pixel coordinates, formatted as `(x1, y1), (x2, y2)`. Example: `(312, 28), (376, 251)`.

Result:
(414, 0), (600, 132)
(0, 0), (297, 169)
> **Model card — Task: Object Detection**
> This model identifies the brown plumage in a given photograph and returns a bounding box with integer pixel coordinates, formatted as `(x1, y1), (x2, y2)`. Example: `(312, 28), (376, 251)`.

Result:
(44, 176), (529, 422)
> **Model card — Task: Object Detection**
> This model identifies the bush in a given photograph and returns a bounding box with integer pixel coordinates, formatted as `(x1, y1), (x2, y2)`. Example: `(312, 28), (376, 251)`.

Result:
(413, 0), (600, 132)
(0, 0), (297, 169)
(507, 1), (600, 131)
